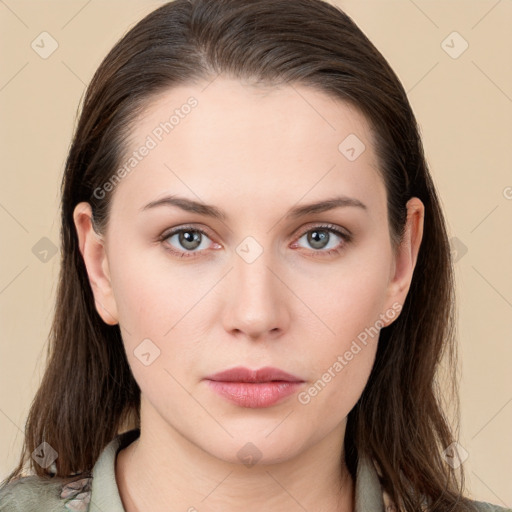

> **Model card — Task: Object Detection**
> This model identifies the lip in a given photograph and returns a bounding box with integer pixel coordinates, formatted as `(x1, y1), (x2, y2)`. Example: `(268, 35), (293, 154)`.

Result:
(205, 366), (303, 383)
(204, 366), (305, 408)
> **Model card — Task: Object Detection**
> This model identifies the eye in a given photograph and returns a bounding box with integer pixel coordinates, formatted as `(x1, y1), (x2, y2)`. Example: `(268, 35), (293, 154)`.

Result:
(159, 226), (219, 258)
(291, 224), (351, 257)
(159, 223), (351, 259)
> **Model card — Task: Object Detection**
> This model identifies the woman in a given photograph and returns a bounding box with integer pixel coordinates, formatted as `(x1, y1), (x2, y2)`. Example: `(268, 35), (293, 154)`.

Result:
(0, 0), (508, 511)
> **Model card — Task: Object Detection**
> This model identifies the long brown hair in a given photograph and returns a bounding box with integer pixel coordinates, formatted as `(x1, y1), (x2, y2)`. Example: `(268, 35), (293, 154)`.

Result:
(1, 0), (476, 510)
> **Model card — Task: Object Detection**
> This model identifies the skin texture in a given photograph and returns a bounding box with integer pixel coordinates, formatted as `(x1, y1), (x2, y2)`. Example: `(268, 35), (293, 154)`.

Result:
(73, 77), (424, 512)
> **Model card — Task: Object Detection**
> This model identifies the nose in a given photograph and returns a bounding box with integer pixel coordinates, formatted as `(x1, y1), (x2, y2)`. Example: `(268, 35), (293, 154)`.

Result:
(222, 242), (290, 341)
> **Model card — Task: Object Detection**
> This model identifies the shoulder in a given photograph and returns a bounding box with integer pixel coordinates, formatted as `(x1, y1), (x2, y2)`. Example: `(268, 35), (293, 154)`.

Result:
(0, 473), (92, 512)
(0, 429), (138, 512)
(372, 457), (511, 512)
(470, 500), (512, 512)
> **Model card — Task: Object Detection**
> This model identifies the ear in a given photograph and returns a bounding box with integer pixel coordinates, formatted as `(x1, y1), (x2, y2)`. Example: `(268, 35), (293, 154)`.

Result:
(383, 197), (425, 324)
(73, 202), (119, 325)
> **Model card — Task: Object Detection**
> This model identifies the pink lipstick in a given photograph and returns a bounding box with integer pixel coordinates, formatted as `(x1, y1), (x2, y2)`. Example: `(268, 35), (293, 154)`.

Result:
(204, 366), (305, 408)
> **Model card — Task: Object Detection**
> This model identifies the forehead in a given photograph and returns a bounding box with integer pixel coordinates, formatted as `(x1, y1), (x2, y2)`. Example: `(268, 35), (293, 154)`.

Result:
(109, 77), (385, 222)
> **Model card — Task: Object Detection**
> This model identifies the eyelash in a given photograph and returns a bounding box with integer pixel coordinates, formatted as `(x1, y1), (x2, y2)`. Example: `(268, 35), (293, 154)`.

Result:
(158, 223), (352, 259)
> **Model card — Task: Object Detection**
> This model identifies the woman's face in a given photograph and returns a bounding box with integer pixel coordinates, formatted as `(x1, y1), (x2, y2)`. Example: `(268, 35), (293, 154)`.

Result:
(75, 77), (423, 465)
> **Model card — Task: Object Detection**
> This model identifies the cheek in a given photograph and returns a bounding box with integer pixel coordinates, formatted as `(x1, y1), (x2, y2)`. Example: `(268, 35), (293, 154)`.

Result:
(108, 243), (195, 332)
(295, 284), (383, 418)
(106, 243), (219, 377)
(296, 244), (391, 349)
(301, 341), (378, 424)
(106, 248), (187, 374)
(292, 246), (390, 408)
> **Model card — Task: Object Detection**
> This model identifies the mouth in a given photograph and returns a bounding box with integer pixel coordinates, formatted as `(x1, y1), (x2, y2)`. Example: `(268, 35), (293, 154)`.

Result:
(203, 366), (305, 408)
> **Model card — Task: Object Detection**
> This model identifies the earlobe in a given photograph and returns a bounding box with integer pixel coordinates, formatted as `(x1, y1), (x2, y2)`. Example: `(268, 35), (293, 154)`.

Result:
(385, 197), (425, 317)
(73, 202), (119, 325)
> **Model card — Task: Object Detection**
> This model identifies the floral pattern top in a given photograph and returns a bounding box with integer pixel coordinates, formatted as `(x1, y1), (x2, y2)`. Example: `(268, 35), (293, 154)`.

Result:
(60, 476), (93, 512)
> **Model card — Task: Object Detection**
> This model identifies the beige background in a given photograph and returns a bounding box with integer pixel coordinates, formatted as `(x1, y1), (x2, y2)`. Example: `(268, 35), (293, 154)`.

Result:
(0, 0), (511, 506)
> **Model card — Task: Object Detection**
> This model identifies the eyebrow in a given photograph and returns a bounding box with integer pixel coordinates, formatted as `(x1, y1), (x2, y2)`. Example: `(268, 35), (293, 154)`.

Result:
(140, 194), (367, 221)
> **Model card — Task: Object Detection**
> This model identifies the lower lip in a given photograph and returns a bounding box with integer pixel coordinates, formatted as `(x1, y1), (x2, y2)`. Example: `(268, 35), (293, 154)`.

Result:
(205, 380), (304, 408)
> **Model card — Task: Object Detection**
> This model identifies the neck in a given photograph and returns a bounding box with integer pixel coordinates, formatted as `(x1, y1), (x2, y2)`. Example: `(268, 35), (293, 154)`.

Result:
(115, 400), (355, 512)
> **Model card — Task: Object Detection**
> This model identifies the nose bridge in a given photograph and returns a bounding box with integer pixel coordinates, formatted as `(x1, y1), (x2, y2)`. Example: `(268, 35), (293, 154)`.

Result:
(235, 234), (278, 300)
(225, 234), (286, 336)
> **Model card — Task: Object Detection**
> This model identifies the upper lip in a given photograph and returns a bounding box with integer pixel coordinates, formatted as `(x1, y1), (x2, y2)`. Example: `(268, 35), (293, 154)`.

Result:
(205, 366), (304, 383)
